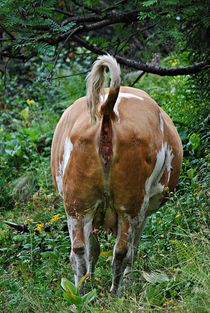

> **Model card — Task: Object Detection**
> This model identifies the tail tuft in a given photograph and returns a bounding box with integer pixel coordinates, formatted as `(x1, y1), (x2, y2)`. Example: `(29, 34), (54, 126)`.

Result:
(86, 54), (121, 122)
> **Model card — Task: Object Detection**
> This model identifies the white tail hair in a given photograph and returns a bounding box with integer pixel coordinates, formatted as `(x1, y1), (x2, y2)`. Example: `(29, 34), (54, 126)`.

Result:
(86, 54), (121, 122)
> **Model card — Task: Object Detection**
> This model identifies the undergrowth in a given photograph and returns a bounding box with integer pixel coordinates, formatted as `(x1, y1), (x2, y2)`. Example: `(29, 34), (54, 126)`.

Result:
(0, 56), (209, 312)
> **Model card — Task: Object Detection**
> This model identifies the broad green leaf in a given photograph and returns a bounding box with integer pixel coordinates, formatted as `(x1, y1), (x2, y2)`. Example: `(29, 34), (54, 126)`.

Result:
(20, 108), (29, 121)
(142, 271), (170, 284)
(61, 277), (77, 295)
(189, 133), (200, 150)
(63, 291), (82, 305)
(187, 168), (195, 179)
(81, 289), (97, 304)
(24, 128), (39, 142)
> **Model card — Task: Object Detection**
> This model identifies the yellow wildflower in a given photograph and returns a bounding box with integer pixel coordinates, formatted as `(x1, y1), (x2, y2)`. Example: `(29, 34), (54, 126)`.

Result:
(34, 223), (44, 232)
(50, 213), (61, 223)
(175, 212), (181, 219)
(169, 59), (178, 66)
(163, 299), (175, 307)
(26, 99), (35, 106)
(26, 218), (34, 223)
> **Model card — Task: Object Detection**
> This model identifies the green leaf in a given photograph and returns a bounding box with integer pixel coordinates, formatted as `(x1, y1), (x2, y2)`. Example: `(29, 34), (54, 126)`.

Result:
(20, 108), (29, 121)
(189, 133), (200, 150)
(142, 0), (158, 7)
(99, 250), (113, 257)
(77, 272), (89, 292)
(63, 291), (82, 305)
(23, 128), (39, 142)
(81, 289), (97, 304)
(61, 277), (77, 295)
(23, 243), (31, 249)
(187, 168), (195, 179)
(142, 271), (170, 284)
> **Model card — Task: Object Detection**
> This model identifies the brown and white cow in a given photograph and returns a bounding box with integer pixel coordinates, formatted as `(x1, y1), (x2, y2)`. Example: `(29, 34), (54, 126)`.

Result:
(51, 55), (183, 294)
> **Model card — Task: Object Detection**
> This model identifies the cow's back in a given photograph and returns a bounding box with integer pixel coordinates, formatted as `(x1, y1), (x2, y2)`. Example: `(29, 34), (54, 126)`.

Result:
(51, 86), (182, 217)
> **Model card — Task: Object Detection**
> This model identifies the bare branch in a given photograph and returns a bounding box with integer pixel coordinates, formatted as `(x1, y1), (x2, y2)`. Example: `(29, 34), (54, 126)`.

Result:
(0, 51), (29, 60)
(73, 35), (210, 76)
(81, 10), (138, 32)
(53, 8), (74, 17)
(46, 11), (139, 44)
(0, 23), (15, 40)
(62, 14), (102, 25)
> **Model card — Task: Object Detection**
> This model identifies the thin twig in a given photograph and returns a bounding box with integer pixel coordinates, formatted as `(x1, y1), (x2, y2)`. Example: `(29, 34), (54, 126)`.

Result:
(71, 0), (100, 14)
(53, 8), (74, 17)
(52, 71), (89, 80)
(102, 0), (129, 12)
(130, 71), (145, 87)
(47, 25), (83, 81)
(0, 23), (15, 40)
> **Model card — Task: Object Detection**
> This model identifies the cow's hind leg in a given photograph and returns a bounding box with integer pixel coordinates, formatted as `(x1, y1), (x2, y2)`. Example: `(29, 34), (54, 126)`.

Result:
(67, 214), (100, 290)
(123, 217), (147, 283)
(111, 215), (130, 295)
(88, 232), (100, 279)
(111, 212), (147, 295)
(67, 215), (87, 288)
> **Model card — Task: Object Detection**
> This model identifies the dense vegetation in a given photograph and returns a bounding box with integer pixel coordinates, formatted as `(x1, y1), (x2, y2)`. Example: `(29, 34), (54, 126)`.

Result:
(0, 1), (209, 312)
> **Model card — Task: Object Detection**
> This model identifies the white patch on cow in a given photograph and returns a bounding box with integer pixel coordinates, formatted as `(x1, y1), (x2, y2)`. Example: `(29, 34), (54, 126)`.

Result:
(145, 142), (174, 204)
(83, 213), (94, 273)
(114, 93), (144, 122)
(62, 137), (73, 175)
(100, 94), (108, 102)
(67, 213), (94, 287)
(159, 112), (164, 133)
(67, 215), (80, 287)
(112, 221), (121, 267)
(165, 145), (174, 175)
(145, 143), (166, 198)
(67, 215), (77, 242)
(56, 175), (63, 197)
(110, 220), (122, 292)
(56, 137), (73, 196)
(100, 92), (144, 122)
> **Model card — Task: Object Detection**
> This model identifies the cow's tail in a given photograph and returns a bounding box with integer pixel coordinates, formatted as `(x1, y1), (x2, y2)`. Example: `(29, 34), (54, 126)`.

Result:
(86, 54), (121, 123)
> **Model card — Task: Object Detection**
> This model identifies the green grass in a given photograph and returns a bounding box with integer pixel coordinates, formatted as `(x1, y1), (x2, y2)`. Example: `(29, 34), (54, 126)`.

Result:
(0, 59), (209, 312)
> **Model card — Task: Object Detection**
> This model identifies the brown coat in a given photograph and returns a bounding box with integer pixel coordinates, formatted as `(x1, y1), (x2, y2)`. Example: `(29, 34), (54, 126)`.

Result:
(51, 55), (183, 294)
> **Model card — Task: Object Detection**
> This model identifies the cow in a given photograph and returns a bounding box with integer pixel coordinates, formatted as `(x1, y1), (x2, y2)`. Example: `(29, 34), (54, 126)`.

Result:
(51, 55), (183, 295)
